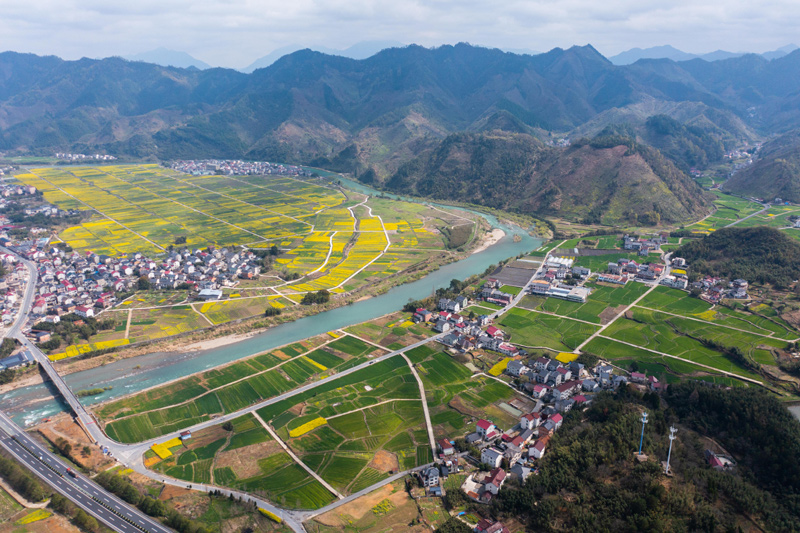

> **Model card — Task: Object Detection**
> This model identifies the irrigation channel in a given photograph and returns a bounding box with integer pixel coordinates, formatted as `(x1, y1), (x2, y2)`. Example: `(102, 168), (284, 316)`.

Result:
(2, 177), (542, 426)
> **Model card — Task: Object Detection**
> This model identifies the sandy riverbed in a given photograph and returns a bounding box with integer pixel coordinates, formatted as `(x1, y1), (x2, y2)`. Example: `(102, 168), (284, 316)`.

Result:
(472, 228), (506, 254)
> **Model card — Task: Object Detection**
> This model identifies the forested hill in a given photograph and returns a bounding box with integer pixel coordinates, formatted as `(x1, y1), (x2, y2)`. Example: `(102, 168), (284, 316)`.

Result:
(485, 385), (800, 532)
(725, 130), (800, 202)
(0, 44), (799, 171)
(675, 226), (800, 287)
(385, 132), (712, 226)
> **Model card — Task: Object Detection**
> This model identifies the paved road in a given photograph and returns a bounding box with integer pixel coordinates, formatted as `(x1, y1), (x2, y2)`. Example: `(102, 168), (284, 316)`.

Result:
(0, 411), (172, 533)
(400, 353), (437, 456)
(724, 202), (771, 228)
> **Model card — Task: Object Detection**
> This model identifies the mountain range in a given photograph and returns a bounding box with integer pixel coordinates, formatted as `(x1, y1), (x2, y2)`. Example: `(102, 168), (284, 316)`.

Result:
(609, 44), (799, 65)
(3, 42), (800, 223)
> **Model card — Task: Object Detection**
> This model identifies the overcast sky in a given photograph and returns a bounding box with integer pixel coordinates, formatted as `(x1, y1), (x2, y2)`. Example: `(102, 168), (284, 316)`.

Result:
(0, 0), (798, 68)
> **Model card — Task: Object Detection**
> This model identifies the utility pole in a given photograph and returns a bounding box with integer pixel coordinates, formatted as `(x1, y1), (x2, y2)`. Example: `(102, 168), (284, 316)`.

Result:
(638, 412), (648, 455)
(665, 426), (677, 474)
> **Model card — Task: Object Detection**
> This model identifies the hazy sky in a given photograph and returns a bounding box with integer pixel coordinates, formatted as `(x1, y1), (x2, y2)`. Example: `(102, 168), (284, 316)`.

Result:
(1, 0), (797, 68)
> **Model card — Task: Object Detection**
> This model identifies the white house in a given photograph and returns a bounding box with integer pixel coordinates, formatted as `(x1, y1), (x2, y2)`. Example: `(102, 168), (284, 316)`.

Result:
(481, 447), (504, 468)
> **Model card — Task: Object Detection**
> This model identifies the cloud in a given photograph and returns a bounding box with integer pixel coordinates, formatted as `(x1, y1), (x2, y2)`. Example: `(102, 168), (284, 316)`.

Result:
(0, 0), (796, 68)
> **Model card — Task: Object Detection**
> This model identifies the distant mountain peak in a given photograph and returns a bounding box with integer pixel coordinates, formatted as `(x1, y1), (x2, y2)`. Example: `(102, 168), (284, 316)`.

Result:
(123, 47), (212, 70)
(240, 40), (405, 73)
(609, 44), (799, 65)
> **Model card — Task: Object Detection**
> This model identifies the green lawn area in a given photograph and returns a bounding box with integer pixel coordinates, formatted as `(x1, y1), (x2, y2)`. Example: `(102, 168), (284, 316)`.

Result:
(497, 307), (600, 351)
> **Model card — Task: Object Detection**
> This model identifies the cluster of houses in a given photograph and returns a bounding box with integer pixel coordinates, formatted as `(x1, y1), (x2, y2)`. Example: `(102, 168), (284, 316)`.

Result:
(171, 159), (314, 177)
(691, 276), (749, 302)
(452, 410), (564, 503)
(0, 241), (265, 328)
(54, 153), (117, 161)
(623, 234), (667, 256)
(418, 355), (667, 506)
(0, 183), (37, 199)
(604, 258), (666, 285)
(413, 296), (521, 357)
(480, 279), (515, 306)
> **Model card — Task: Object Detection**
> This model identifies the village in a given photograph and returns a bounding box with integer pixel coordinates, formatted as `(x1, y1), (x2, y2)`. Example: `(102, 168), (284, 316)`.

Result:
(170, 159), (316, 177)
(0, 235), (267, 350)
(401, 236), (753, 530)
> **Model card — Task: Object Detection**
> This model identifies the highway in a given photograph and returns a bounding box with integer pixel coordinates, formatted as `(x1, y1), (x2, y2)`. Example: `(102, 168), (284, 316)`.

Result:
(0, 411), (171, 533)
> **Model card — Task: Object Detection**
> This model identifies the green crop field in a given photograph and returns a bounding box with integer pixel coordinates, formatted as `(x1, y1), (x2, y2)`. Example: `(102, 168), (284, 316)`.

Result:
(327, 336), (378, 357)
(498, 308), (599, 351)
(99, 336), (379, 443)
(686, 192), (765, 233)
(602, 308), (772, 380)
(636, 286), (797, 339)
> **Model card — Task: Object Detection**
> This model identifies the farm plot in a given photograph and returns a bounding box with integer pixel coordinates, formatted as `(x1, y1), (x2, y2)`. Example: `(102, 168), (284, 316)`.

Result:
(637, 286), (797, 338)
(583, 337), (750, 387)
(410, 350), (521, 435)
(497, 308), (600, 351)
(292, 402), (427, 493)
(344, 312), (435, 349)
(602, 308), (773, 380)
(572, 253), (646, 272)
(15, 164), (345, 253)
(98, 336), (365, 443)
(143, 412), (336, 509)
(125, 307), (209, 342)
(686, 192), (764, 233)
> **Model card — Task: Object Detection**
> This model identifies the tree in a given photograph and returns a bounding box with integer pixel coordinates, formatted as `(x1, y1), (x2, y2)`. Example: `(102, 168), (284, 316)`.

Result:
(137, 276), (151, 291)
(174, 235), (187, 245)
(222, 421), (234, 431)
(269, 244), (280, 256)
(301, 290), (330, 305)
(73, 509), (98, 531)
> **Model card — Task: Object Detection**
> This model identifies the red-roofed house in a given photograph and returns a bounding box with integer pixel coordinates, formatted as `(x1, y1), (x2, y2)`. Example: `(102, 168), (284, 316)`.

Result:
(530, 439), (547, 460)
(549, 413), (563, 430)
(631, 372), (646, 383)
(476, 419), (495, 438)
(553, 381), (578, 401)
(483, 467), (506, 495)
(75, 305), (94, 318)
(520, 412), (541, 430)
(486, 325), (503, 338)
(438, 439), (455, 456)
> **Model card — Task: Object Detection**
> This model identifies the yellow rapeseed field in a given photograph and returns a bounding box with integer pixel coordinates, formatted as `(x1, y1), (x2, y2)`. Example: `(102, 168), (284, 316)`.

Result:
(289, 417), (327, 438)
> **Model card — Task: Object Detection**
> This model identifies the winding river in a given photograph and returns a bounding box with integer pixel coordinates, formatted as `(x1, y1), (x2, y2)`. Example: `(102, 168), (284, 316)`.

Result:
(1, 179), (543, 426)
